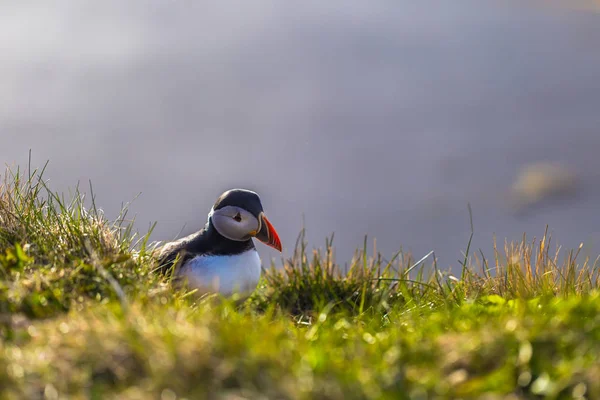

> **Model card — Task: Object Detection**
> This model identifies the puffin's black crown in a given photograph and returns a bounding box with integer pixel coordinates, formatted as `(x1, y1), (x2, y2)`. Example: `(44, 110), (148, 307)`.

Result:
(212, 189), (264, 218)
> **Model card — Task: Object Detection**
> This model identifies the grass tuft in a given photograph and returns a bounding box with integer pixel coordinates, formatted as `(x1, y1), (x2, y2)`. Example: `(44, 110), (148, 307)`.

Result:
(0, 163), (157, 320)
(251, 231), (440, 317)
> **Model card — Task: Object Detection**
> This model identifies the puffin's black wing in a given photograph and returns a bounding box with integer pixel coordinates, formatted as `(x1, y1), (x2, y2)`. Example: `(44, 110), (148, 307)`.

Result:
(155, 231), (202, 275)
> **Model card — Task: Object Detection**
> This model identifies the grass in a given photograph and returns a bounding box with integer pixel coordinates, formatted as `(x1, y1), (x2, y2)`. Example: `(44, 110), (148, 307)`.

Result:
(1, 163), (600, 399)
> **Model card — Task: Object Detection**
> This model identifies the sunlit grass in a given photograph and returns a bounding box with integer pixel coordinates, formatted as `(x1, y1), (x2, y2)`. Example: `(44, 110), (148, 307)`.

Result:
(1, 162), (600, 399)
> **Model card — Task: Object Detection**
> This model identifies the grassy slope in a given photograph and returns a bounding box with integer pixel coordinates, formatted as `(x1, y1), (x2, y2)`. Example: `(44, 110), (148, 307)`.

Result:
(1, 165), (600, 400)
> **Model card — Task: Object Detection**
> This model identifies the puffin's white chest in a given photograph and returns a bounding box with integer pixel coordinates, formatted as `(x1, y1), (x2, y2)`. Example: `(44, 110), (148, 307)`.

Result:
(179, 250), (262, 295)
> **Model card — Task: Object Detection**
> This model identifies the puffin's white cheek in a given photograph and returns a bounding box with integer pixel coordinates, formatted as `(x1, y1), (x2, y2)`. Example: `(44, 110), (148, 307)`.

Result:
(240, 216), (260, 236)
(211, 215), (236, 240)
(212, 213), (257, 241)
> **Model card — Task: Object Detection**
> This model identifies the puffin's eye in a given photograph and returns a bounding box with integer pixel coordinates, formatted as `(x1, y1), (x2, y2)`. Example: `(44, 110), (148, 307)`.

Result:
(233, 212), (242, 222)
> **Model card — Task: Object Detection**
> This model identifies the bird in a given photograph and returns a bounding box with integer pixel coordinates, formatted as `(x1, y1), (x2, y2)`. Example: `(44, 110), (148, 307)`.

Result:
(155, 188), (282, 296)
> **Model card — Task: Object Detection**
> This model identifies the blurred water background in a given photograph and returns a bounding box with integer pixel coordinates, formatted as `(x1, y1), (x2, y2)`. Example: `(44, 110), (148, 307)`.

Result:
(2, 0), (600, 270)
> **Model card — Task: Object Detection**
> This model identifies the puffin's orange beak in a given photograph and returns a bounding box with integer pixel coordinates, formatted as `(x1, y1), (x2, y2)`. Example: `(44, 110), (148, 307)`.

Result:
(255, 213), (282, 252)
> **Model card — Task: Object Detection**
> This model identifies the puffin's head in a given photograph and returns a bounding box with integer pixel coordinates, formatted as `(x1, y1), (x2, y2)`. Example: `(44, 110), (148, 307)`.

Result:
(208, 189), (282, 252)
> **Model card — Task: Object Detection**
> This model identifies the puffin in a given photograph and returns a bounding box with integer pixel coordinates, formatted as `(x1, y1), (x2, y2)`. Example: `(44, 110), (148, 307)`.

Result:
(156, 189), (282, 296)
